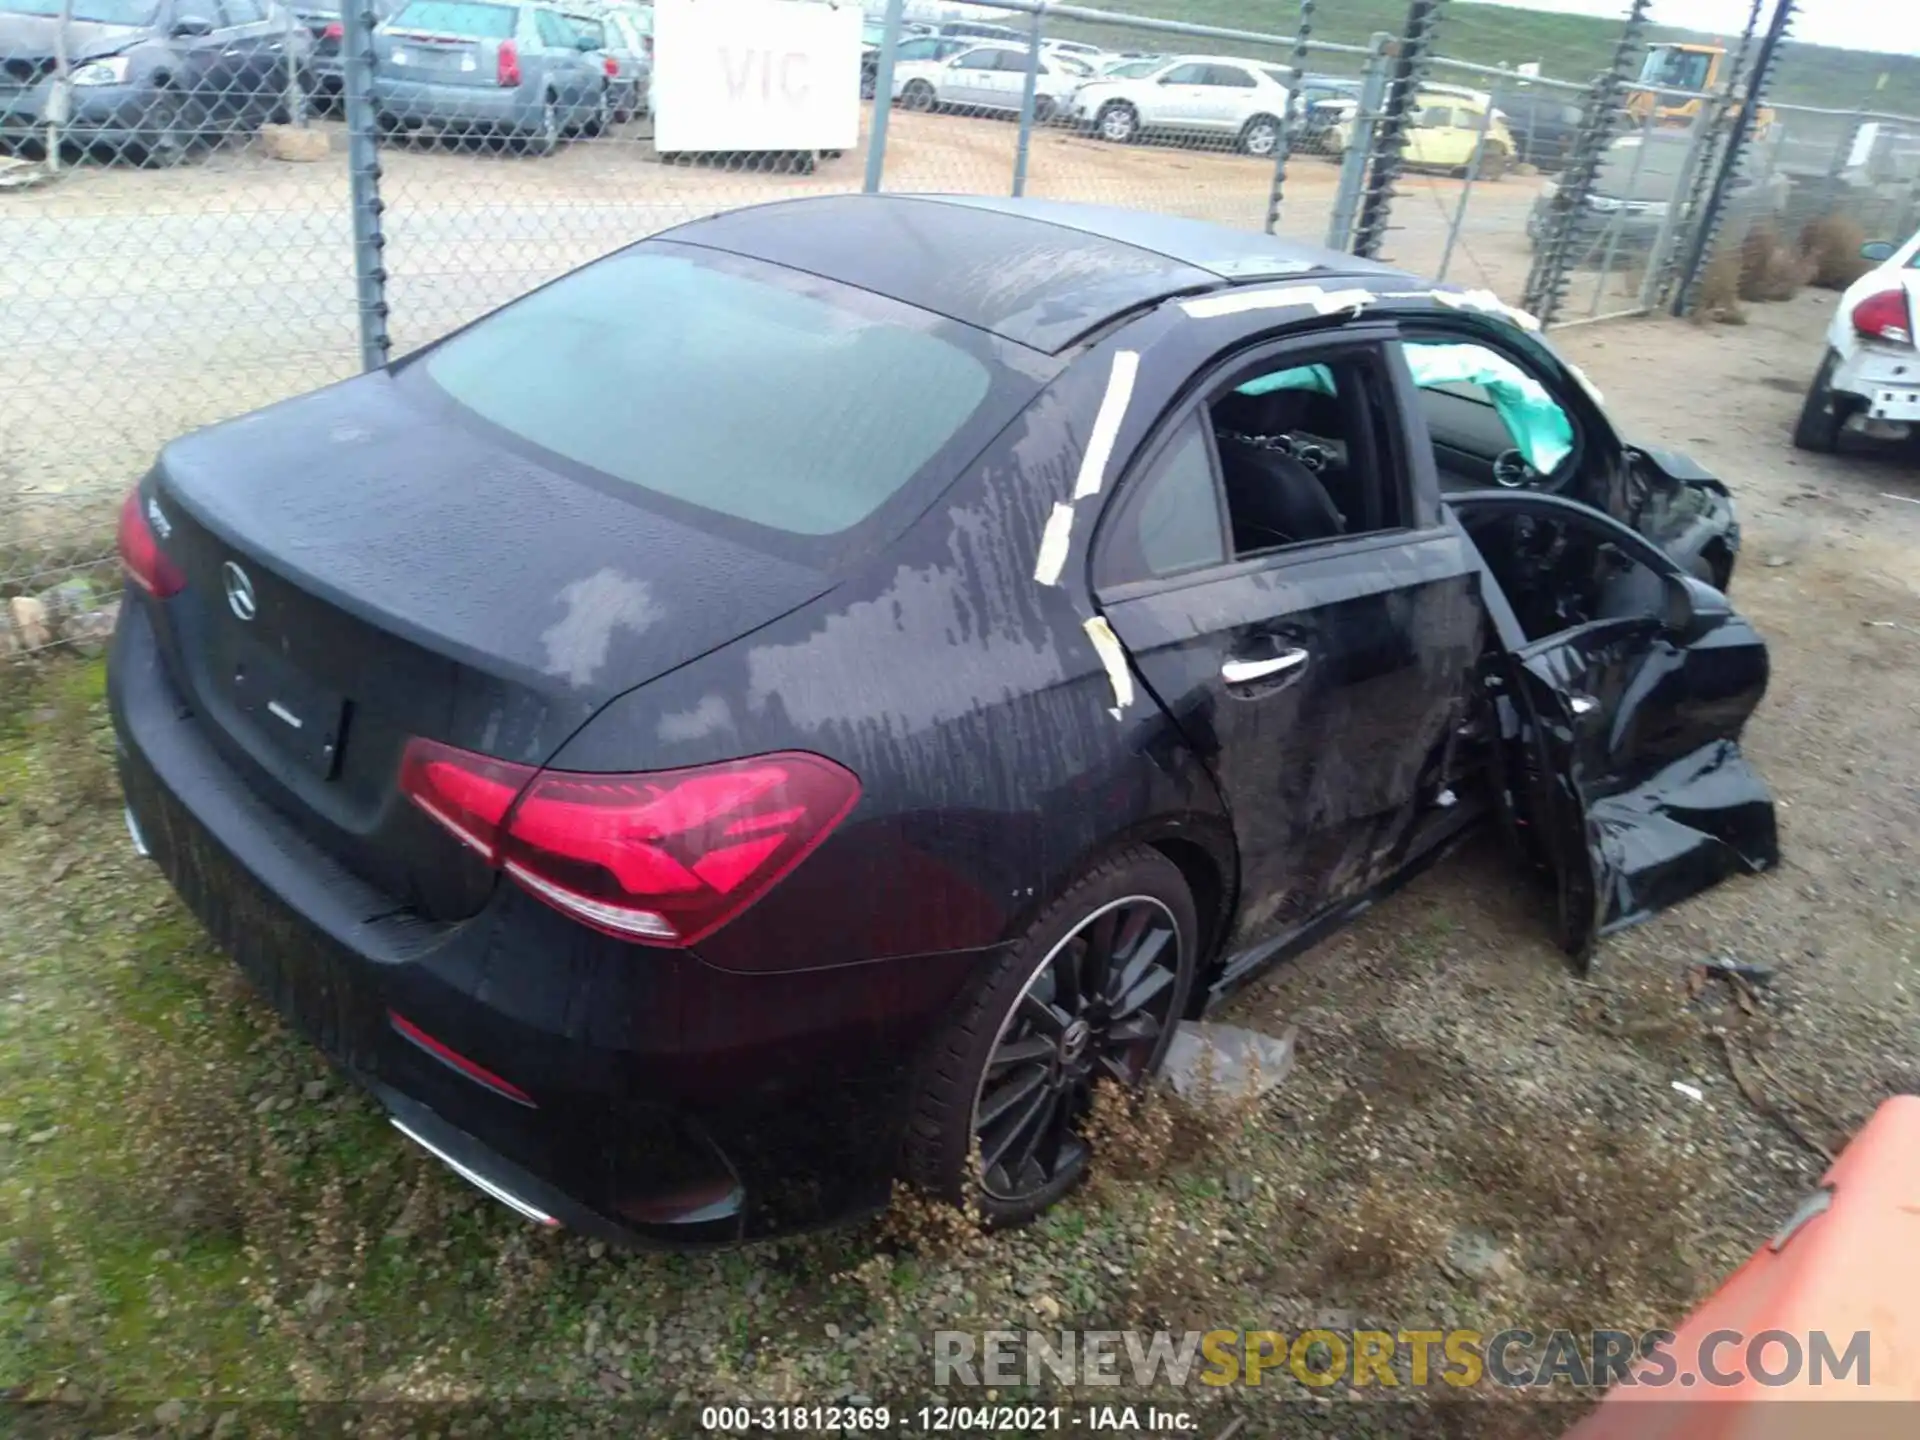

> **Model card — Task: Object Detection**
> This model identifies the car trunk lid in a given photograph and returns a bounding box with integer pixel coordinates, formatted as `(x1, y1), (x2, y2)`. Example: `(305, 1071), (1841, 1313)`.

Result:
(380, 0), (521, 86)
(142, 370), (832, 922)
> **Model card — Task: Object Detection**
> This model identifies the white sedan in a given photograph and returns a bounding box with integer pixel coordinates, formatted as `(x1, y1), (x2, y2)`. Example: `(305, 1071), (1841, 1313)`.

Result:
(891, 43), (1083, 121)
(1066, 54), (1294, 157)
(1794, 229), (1920, 451)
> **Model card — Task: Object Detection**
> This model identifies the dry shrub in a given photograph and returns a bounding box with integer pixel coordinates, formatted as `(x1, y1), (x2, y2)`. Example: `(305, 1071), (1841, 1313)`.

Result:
(1438, 1118), (1702, 1335)
(873, 1179), (985, 1260)
(1114, 1190), (1226, 1329)
(1800, 213), (1876, 290)
(1691, 248), (1747, 325)
(1302, 1183), (1450, 1296)
(1739, 224), (1814, 302)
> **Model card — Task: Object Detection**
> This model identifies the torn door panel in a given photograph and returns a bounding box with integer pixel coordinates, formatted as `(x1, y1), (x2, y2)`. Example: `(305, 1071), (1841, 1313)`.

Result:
(1456, 488), (1778, 962)
(1512, 624), (1778, 957)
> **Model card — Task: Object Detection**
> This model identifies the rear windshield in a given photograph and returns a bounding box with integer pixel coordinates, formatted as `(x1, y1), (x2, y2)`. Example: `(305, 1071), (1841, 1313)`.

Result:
(389, 0), (514, 36)
(422, 246), (1009, 540)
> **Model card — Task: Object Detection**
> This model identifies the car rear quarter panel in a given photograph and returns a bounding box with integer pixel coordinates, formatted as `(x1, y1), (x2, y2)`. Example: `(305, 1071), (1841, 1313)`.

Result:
(546, 323), (1237, 975)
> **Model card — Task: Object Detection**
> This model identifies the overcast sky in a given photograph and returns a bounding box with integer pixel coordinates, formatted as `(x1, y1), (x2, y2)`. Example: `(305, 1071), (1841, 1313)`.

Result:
(1472, 0), (1920, 55)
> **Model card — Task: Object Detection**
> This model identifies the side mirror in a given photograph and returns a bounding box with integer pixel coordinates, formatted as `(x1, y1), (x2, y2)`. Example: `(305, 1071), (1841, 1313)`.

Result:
(172, 13), (215, 34)
(1661, 572), (1732, 643)
(1861, 241), (1896, 263)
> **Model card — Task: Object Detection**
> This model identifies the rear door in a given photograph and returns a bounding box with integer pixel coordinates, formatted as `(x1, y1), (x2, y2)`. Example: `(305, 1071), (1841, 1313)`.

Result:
(939, 46), (999, 109)
(1452, 490), (1777, 965)
(1196, 63), (1257, 135)
(214, 0), (278, 117)
(1095, 327), (1486, 953)
(1146, 60), (1210, 127)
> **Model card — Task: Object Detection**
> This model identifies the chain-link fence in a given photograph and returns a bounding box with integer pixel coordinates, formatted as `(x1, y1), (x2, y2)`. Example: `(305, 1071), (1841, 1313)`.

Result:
(3, 0), (1916, 653)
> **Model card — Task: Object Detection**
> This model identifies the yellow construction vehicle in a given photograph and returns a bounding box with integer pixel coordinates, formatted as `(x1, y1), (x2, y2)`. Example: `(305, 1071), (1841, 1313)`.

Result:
(1626, 41), (1776, 138)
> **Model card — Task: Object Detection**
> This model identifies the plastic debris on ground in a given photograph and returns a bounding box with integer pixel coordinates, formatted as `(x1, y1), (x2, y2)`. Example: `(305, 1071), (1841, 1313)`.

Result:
(1161, 1021), (1297, 1104)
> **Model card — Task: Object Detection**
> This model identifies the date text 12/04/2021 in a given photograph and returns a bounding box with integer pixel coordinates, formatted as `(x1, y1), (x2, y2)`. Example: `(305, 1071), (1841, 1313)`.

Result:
(699, 1405), (1200, 1432)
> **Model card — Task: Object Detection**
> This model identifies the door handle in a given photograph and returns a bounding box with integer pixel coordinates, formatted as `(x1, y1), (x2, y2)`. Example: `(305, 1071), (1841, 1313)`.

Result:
(1222, 648), (1308, 685)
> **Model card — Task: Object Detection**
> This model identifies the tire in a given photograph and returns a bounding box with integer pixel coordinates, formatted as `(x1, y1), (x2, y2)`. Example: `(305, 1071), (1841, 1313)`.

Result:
(901, 79), (935, 112)
(1239, 113), (1281, 158)
(1791, 349), (1848, 453)
(520, 93), (560, 156)
(1032, 94), (1055, 125)
(1479, 142), (1509, 181)
(1096, 101), (1138, 145)
(902, 847), (1198, 1227)
(135, 89), (194, 168)
(582, 87), (612, 138)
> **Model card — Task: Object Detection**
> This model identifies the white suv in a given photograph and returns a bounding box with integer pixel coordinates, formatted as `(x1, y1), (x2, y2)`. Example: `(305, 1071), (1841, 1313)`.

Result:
(1068, 54), (1293, 156)
(892, 43), (1082, 121)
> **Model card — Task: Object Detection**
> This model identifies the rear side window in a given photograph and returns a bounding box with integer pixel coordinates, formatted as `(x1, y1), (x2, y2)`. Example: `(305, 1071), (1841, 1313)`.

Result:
(390, 0), (514, 35)
(1206, 65), (1255, 88)
(422, 246), (998, 539)
(1096, 414), (1227, 587)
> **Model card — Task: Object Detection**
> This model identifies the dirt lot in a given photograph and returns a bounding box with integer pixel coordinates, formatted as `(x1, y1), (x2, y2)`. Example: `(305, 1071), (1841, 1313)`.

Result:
(2, 144), (1918, 1434)
(0, 105), (1543, 575)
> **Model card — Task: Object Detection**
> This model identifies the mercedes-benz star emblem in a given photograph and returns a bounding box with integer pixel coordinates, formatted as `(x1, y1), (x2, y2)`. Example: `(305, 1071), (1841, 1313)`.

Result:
(223, 561), (257, 622)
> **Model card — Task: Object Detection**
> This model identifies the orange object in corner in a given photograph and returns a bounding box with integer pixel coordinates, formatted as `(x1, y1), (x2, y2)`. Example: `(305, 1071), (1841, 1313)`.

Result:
(1566, 1094), (1920, 1440)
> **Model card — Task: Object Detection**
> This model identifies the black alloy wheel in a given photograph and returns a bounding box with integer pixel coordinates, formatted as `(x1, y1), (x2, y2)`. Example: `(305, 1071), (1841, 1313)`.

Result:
(973, 894), (1184, 1202)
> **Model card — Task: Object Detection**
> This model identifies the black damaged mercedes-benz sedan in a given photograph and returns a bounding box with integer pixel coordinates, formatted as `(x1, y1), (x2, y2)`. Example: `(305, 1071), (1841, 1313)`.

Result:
(109, 196), (1777, 1246)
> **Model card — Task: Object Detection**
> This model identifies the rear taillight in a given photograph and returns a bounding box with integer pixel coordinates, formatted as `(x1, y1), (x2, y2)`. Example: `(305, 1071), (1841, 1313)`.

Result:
(496, 38), (521, 87)
(1853, 289), (1914, 346)
(398, 738), (534, 862)
(398, 742), (859, 946)
(321, 19), (343, 39)
(117, 488), (185, 598)
(603, 55), (618, 77)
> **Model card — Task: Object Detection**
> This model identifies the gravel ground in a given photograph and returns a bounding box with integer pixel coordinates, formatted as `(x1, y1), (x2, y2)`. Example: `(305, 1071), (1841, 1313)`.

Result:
(2, 237), (1916, 1436)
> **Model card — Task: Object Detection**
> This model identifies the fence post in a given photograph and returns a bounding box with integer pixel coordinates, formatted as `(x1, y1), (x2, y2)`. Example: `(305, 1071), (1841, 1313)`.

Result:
(1326, 33), (1393, 251)
(862, 0), (906, 193)
(1351, 0), (1445, 262)
(1436, 69), (1503, 281)
(1672, 0), (1795, 317)
(1520, 0), (1652, 325)
(1639, 96), (1717, 310)
(44, 0), (72, 175)
(1263, 0), (1315, 235)
(342, 0), (390, 371)
(283, 5), (307, 129)
(1013, 3), (1047, 197)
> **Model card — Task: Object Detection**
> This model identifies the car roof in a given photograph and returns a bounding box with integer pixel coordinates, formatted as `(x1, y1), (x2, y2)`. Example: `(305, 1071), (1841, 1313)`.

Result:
(655, 195), (1405, 354)
(1160, 54), (1284, 71)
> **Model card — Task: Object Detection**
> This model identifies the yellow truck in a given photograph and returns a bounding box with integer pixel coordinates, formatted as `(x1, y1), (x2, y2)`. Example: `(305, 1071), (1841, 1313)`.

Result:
(1626, 42), (1776, 138)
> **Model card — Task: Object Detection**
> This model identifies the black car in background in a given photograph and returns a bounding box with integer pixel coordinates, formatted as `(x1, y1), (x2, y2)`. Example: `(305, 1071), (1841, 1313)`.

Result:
(0, 0), (311, 163)
(290, 0), (397, 111)
(110, 197), (1776, 1248)
(1496, 88), (1584, 170)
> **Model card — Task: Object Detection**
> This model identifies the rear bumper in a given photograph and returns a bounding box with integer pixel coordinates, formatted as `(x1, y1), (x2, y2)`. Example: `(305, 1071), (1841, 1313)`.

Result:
(372, 77), (532, 129)
(109, 596), (986, 1246)
(1833, 345), (1920, 424)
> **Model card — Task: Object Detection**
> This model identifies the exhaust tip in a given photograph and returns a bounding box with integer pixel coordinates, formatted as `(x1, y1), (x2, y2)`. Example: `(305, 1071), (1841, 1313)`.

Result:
(389, 1116), (559, 1229)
